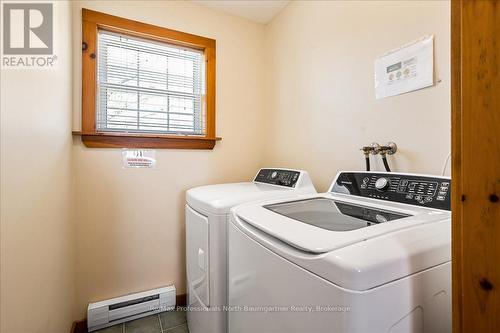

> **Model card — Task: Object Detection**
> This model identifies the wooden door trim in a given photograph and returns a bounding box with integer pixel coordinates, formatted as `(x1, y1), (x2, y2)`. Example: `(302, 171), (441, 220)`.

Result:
(452, 1), (500, 331)
(451, 1), (462, 332)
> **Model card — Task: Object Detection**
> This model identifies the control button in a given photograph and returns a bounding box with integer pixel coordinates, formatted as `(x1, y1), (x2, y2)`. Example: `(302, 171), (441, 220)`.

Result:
(401, 179), (408, 186)
(270, 171), (278, 179)
(361, 177), (369, 189)
(375, 214), (388, 223)
(440, 186), (448, 191)
(408, 183), (416, 190)
(438, 191), (447, 196)
(437, 195), (445, 201)
(375, 178), (390, 191)
(415, 195), (422, 201)
(441, 182), (450, 187)
(406, 194), (414, 199)
(424, 196), (433, 202)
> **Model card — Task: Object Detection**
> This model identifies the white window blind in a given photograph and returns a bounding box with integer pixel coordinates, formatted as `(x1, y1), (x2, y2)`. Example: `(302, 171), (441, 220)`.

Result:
(97, 30), (205, 135)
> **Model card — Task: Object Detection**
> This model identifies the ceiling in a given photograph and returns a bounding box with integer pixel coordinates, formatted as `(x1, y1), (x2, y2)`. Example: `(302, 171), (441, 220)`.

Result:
(191, 0), (290, 24)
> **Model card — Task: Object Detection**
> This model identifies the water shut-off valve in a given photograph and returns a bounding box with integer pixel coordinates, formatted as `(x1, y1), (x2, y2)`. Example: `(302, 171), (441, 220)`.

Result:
(360, 142), (397, 172)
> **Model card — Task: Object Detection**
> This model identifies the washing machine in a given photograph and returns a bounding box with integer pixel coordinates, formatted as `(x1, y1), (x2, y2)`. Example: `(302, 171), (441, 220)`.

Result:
(228, 171), (451, 333)
(185, 168), (316, 333)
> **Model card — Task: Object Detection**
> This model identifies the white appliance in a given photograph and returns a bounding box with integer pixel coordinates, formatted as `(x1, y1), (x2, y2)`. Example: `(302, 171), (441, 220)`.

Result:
(229, 171), (451, 333)
(185, 168), (316, 333)
(87, 286), (176, 332)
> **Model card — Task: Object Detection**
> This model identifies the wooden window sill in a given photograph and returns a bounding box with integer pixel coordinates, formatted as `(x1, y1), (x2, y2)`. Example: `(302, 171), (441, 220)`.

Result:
(72, 131), (222, 149)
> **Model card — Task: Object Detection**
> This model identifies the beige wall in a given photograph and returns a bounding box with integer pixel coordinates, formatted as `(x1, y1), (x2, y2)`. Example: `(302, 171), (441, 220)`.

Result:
(263, 0), (451, 191)
(0, 1), (76, 333)
(71, 1), (266, 318)
(1, 1), (451, 329)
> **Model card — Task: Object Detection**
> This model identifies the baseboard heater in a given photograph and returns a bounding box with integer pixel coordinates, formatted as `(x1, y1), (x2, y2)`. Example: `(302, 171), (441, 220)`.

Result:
(87, 285), (176, 332)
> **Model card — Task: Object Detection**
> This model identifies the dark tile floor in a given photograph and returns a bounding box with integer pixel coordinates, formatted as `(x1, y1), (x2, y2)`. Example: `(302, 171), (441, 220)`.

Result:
(95, 310), (188, 333)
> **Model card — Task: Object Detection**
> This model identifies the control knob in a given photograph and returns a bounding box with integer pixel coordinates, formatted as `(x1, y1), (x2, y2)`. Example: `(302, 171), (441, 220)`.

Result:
(375, 177), (390, 191)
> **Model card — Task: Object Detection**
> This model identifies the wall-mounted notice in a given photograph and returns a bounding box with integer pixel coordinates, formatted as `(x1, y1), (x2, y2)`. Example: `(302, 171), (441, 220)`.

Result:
(375, 35), (434, 99)
(122, 149), (156, 168)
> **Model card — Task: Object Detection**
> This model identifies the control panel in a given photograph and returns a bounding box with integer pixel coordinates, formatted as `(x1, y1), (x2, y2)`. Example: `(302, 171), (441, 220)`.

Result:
(330, 172), (451, 210)
(254, 169), (301, 188)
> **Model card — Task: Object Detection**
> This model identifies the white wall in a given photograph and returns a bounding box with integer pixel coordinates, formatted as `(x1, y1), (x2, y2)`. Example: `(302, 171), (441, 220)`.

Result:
(71, 0), (266, 317)
(0, 1), (76, 332)
(263, 0), (451, 191)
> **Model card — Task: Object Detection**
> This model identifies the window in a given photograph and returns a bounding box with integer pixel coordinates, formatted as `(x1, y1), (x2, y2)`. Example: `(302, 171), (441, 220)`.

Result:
(80, 9), (219, 149)
(97, 31), (205, 135)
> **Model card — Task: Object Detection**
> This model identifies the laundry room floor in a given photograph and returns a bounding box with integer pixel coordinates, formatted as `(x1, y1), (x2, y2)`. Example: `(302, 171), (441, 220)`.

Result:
(95, 310), (188, 333)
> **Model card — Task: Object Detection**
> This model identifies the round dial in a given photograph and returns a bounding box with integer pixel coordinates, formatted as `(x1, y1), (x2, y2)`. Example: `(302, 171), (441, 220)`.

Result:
(270, 171), (278, 179)
(375, 177), (390, 191)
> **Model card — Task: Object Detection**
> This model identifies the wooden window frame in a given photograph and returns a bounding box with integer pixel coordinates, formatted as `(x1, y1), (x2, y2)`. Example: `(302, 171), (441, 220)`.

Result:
(79, 9), (220, 149)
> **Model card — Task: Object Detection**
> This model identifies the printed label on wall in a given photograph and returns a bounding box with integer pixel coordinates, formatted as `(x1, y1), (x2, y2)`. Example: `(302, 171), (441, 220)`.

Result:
(122, 149), (156, 168)
(375, 35), (434, 99)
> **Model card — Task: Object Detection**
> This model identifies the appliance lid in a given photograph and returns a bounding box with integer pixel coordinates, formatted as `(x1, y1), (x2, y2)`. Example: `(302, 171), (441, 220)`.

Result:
(234, 194), (450, 254)
(186, 169), (316, 215)
(187, 182), (300, 215)
(265, 197), (410, 232)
